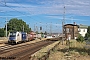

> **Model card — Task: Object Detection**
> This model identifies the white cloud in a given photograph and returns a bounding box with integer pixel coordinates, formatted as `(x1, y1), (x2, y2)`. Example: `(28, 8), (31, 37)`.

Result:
(45, 15), (89, 22)
(0, 0), (90, 16)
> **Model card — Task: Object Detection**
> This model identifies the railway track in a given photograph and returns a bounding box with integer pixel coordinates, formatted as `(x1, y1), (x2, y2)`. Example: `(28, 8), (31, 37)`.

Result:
(0, 37), (60, 52)
(0, 40), (56, 60)
(0, 41), (43, 54)
(0, 44), (12, 50)
(0, 40), (45, 54)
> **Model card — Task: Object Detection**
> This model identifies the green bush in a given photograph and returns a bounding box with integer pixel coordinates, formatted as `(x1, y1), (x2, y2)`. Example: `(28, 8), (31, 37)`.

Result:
(76, 34), (84, 43)
(0, 28), (5, 37)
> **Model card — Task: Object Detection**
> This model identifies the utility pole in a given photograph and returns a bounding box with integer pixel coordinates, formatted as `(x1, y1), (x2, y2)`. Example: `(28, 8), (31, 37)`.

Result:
(23, 25), (24, 32)
(40, 22), (42, 33)
(63, 6), (65, 27)
(46, 23), (47, 34)
(6, 18), (7, 38)
(50, 22), (52, 35)
(36, 26), (38, 33)
(34, 24), (36, 32)
(62, 6), (65, 45)
(35, 23), (37, 33)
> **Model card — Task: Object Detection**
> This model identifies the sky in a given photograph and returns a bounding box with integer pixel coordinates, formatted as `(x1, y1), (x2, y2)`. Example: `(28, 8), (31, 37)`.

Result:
(0, 0), (90, 33)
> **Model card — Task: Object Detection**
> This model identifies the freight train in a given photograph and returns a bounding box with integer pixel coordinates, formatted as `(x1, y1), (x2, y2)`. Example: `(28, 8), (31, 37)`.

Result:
(8, 31), (37, 44)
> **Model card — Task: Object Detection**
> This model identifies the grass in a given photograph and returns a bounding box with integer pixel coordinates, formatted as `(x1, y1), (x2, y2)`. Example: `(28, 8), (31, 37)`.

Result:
(67, 40), (90, 56)
(57, 40), (90, 56)
(48, 40), (90, 60)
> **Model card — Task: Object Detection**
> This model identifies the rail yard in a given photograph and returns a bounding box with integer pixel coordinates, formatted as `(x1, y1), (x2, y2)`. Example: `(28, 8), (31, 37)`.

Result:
(0, 37), (61, 60)
(0, 0), (90, 60)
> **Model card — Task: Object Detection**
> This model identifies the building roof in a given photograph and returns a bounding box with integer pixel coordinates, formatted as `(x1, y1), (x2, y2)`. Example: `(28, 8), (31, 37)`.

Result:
(64, 24), (79, 27)
(29, 31), (36, 34)
(79, 24), (88, 29)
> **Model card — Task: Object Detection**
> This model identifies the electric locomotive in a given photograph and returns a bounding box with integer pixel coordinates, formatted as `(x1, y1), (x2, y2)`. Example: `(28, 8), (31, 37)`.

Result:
(8, 31), (27, 44)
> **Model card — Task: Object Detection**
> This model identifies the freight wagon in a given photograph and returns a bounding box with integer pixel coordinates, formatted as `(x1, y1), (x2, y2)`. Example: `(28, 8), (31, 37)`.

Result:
(27, 31), (36, 41)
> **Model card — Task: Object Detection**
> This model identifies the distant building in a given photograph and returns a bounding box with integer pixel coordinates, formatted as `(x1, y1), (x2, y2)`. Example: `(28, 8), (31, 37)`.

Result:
(78, 24), (88, 37)
(63, 22), (79, 40)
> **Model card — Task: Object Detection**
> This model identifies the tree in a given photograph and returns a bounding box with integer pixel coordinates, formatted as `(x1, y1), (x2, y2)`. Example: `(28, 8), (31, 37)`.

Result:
(87, 26), (90, 34)
(5, 18), (31, 33)
(85, 26), (90, 38)
(76, 34), (84, 43)
(44, 31), (47, 35)
(35, 31), (38, 34)
(85, 33), (89, 38)
(0, 28), (5, 37)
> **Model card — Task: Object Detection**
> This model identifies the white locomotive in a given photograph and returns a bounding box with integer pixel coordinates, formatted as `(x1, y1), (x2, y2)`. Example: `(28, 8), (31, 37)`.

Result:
(8, 31), (27, 44)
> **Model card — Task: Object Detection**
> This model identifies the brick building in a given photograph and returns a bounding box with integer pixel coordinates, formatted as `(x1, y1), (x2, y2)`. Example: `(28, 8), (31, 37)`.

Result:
(63, 23), (79, 40)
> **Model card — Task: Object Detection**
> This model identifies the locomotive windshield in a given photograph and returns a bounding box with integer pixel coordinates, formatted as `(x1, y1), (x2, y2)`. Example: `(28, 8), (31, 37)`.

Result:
(9, 32), (16, 37)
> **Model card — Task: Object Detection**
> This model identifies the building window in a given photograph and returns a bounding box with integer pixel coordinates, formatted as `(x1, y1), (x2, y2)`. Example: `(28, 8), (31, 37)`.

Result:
(83, 29), (85, 32)
(78, 29), (81, 32)
(66, 28), (69, 33)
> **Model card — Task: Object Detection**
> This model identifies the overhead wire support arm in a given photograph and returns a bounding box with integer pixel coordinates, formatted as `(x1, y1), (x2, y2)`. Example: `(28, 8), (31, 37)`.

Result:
(0, 1), (33, 19)
(1, 0), (41, 23)
(12, 0), (40, 22)
(13, 0), (31, 12)
(0, 2), (25, 15)
(4, 0), (6, 6)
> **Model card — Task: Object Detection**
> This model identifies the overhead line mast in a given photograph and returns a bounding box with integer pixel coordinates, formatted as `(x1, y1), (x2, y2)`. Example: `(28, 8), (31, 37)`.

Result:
(62, 0), (66, 45)
(62, 6), (65, 33)
(5, 18), (8, 38)
(62, 0), (66, 26)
